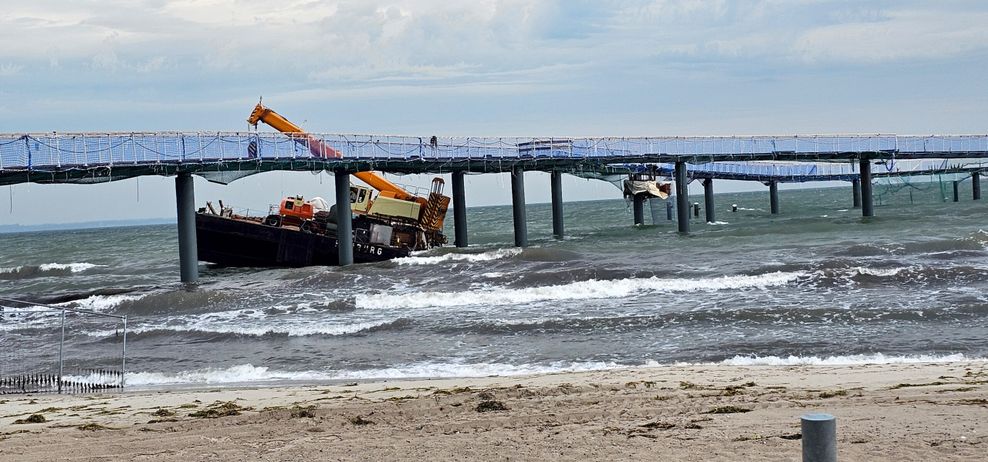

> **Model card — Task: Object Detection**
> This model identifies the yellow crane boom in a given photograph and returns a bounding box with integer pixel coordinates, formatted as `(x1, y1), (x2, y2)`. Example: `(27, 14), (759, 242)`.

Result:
(247, 103), (418, 202)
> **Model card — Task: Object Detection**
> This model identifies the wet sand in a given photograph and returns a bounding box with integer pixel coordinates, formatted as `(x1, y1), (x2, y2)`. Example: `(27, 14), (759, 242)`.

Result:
(1, 362), (986, 461)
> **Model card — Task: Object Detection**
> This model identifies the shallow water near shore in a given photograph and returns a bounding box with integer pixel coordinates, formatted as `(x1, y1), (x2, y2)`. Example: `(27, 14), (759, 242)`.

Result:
(2, 182), (988, 388)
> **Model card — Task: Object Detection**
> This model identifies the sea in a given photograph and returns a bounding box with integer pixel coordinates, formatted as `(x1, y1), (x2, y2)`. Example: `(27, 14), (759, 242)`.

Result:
(2, 182), (987, 389)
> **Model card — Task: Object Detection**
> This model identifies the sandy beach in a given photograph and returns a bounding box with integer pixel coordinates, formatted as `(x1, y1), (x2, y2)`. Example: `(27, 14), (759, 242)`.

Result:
(1, 361), (985, 461)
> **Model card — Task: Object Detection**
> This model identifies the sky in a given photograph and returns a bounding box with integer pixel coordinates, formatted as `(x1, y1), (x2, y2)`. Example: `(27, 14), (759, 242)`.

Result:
(2, 0), (987, 225)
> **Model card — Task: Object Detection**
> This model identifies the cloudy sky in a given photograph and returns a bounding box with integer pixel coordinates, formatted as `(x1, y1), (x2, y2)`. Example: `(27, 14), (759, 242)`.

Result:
(2, 0), (988, 225)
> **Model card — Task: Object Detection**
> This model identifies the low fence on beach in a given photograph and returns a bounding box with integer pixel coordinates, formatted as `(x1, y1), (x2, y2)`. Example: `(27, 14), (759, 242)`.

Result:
(0, 300), (127, 394)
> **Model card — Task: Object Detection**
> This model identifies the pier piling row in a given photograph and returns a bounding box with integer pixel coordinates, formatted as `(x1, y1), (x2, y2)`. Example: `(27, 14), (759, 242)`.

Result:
(154, 151), (981, 281)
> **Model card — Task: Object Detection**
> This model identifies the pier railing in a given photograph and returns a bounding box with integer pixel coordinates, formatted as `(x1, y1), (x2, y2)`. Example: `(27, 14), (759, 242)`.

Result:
(3, 133), (988, 169)
(0, 300), (127, 394)
(2, 133), (987, 185)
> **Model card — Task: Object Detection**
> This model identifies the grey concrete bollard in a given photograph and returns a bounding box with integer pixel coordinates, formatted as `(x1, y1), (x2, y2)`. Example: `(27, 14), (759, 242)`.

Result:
(801, 413), (837, 462)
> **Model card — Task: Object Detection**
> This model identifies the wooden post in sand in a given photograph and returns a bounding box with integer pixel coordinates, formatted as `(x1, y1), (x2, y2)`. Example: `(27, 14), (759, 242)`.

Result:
(801, 413), (837, 462)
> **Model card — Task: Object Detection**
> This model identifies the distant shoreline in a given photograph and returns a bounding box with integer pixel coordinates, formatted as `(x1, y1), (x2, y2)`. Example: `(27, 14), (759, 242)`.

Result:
(0, 218), (175, 234)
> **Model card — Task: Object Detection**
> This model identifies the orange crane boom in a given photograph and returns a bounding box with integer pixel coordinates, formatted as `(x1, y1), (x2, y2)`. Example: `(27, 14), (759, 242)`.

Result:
(247, 103), (417, 202)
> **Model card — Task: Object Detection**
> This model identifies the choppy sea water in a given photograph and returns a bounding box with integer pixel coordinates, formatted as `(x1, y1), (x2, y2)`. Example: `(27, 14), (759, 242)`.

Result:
(2, 183), (987, 388)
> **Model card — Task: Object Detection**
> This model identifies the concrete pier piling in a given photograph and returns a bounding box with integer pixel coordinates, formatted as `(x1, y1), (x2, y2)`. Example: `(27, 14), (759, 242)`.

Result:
(334, 172), (354, 266)
(675, 161), (689, 234)
(703, 179), (715, 223)
(175, 172), (198, 283)
(452, 171), (468, 247)
(511, 166), (528, 247)
(801, 413), (837, 462)
(633, 195), (645, 225)
(851, 179), (862, 208)
(551, 171), (564, 238)
(953, 181), (960, 202)
(860, 157), (874, 217)
(769, 181), (780, 214)
(666, 201), (673, 221)
(974, 172), (982, 200)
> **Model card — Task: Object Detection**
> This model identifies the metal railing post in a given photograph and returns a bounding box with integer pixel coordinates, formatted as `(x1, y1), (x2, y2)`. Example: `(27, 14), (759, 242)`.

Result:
(58, 308), (65, 394)
(121, 316), (128, 389)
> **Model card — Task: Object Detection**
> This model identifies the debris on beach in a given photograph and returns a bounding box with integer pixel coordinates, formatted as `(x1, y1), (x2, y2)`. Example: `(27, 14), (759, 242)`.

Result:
(77, 423), (112, 431)
(475, 399), (508, 413)
(705, 405), (752, 414)
(13, 414), (46, 424)
(348, 415), (374, 426)
(188, 401), (249, 419)
(290, 405), (316, 418)
(152, 408), (176, 417)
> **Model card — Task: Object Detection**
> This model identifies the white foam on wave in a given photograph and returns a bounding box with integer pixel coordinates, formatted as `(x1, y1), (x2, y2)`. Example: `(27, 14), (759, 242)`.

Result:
(124, 360), (624, 387)
(715, 353), (979, 366)
(60, 293), (147, 312)
(38, 262), (101, 272)
(82, 305), (394, 338)
(850, 266), (910, 277)
(0, 262), (100, 274)
(122, 353), (985, 387)
(357, 271), (805, 309)
(396, 248), (522, 266)
(99, 318), (394, 338)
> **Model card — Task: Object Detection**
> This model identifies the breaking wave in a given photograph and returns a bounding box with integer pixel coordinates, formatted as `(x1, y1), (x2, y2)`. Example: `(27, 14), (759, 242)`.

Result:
(59, 293), (147, 312)
(715, 353), (980, 366)
(0, 262), (102, 280)
(396, 248), (522, 265)
(124, 360), (624, 387)
(92, 317), (405, 338)
(357, 271), (805, 309)
(124, 353), (985, 387)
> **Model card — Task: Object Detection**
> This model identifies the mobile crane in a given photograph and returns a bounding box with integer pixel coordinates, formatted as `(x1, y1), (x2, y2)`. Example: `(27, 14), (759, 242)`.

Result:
(246, 102), (450, 247)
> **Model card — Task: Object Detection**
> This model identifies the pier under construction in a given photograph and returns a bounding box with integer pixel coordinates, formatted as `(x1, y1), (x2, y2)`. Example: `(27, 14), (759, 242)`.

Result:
(2, 131), (986, 282)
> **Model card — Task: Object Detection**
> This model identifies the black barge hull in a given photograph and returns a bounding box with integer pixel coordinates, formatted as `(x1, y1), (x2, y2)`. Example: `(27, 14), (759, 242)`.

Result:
(195, 213), (410, 267)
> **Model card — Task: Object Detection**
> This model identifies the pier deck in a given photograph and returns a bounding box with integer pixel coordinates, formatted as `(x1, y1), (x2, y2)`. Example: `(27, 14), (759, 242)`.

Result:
(2, 133), (987, 185)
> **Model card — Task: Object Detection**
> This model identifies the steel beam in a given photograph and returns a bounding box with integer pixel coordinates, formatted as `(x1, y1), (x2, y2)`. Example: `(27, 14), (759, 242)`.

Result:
(452, 171), (468, 247)
(860, 157), (874, 217)
(633, 195), (645, 225)
(511, 166), (528, 247)
(335, 172), (354, 266)
(175, 172), (198, 283)
(769, 181), (780, 214)
(551, 170), (564, 238)
(974, 172), (982, 200)
(703, 179), (715, 223)
(675, 161), (689, 234)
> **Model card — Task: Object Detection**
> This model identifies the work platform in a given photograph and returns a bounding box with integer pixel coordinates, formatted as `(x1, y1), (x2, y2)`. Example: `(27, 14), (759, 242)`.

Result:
(1, 133), (987, 185)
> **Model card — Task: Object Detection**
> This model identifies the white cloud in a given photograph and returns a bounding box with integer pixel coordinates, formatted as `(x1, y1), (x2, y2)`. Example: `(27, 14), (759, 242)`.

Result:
(792, 8), (988, 62)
